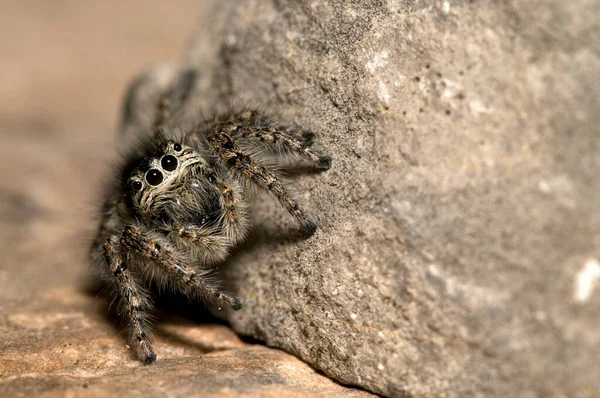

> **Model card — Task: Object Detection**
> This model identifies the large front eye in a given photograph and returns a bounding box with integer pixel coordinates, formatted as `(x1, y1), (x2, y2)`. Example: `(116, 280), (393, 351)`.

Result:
(161, 155), (178, 171)
(145, 169), (163, 186)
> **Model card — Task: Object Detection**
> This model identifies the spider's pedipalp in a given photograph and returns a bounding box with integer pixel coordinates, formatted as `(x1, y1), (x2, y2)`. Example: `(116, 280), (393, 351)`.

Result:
(215, 178), (248, 244)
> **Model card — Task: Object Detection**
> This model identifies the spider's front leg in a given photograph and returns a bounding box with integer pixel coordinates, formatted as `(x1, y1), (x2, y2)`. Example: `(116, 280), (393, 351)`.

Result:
(207, 129), (318, 235)
(120, 225), (242, 311)
(227, 110), (332, 170)
(102, 235), (156, 364)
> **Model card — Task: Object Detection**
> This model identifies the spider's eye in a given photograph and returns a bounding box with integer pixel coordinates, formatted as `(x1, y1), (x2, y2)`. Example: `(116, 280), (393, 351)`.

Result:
(145, 169), (163, 186)
(131, 180), (143, 191)
(207, 173), (217, 183)
(161, 155), (178, 171)
(173, 143), (182, 152)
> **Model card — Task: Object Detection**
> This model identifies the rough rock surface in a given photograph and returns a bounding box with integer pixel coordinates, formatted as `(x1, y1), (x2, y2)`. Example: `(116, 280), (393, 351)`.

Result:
(120, 1), (600, 396)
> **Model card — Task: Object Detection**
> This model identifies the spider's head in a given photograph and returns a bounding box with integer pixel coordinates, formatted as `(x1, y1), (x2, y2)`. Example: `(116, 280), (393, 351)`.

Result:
(124, 140), (203, 212)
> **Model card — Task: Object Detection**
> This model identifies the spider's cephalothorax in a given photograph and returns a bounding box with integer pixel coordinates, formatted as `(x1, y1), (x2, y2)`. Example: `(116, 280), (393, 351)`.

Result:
(91, 97), (331, 364)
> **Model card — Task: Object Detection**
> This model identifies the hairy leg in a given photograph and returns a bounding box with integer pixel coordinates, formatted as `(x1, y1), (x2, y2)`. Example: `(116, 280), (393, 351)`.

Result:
(215, 177), (248, 244)
(92, 198), (122, 247)
(229, 110), (316, 145)
(103, 235), (156, 364)
(206, 129), (317, 234)
(226, 111), (331, 169)
(172, 224), (232, 265)
(120, 225), (242, 310)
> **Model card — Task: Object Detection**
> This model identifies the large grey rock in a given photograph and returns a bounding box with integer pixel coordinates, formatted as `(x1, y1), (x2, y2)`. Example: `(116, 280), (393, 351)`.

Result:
(122, 1), (600, 396)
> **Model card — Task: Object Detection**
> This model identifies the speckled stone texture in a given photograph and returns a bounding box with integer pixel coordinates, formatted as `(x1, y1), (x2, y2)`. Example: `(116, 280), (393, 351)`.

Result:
(120, 1), (599, 397)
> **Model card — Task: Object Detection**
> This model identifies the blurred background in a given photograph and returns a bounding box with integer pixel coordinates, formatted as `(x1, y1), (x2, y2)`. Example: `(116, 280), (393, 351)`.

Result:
(0, 1), (204, 288)
(0, 0), (200, 132)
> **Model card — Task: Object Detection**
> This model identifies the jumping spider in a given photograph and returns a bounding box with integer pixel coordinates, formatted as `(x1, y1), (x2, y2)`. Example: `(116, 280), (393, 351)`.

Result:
(91, 94), (331, 364)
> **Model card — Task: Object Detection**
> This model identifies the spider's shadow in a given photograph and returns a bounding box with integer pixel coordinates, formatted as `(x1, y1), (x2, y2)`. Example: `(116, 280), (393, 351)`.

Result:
(230, 222), (311, 256)
(277, 163), (326, 177)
